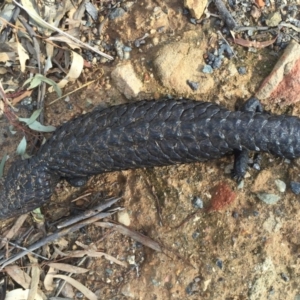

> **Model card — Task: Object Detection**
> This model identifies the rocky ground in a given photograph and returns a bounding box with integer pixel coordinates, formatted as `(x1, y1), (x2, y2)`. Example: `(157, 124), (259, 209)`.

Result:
(1, 0), (300, 299)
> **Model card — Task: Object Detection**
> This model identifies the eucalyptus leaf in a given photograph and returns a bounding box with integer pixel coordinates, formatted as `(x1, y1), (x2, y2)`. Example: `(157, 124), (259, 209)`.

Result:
(16, 136), (27, 156)
(28, 75), (43, 89)
(36, 74), (62, 97)
(28, 121), (56, 132)
(9, 125), (17, 135)
(23, 74), (62, 97)
(0, 153), (7, 178)
(19, 109), (42, 125)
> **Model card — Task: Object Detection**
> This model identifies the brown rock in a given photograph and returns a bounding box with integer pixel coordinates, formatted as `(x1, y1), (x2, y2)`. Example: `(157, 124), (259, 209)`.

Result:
(256, 40), (300, 105)
(111, 63), (143, 99)
(153, 31), (214, 96)
(184, 0), (207, 19)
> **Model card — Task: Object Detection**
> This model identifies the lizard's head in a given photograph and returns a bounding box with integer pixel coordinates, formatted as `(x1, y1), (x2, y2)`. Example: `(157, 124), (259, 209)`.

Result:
(0, 158), (60, 219)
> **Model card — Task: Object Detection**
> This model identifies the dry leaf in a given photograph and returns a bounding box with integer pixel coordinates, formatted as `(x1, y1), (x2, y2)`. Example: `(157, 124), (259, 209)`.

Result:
(11, 90), (33, 105)
(49, 51), (84, 92)
(69, 249), (127, 267)
(5, 265), (31, 289)
(0, 52), (15, 62)
(0, 214), (28, 249)
(17, 41), (29, 72)
(53, 275), (97, 300)
(233, 36), (277, 48)
(27, 255), (40, 300)
(48, 263), (89, 274)
(5, 289), (43, 300)
(44, 266), (57, 291)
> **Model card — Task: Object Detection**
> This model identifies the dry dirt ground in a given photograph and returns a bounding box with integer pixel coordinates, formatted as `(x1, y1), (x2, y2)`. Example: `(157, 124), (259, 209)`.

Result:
(1, 1), (300, 299)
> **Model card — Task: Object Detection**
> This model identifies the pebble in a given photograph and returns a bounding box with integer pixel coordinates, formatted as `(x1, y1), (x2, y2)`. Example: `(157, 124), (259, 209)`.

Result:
(238, 66), (247, 75)
(111, 63), (143, 99)
(152, 37), (159, 45)
(252, 163), (260, 171)
(281, 273), (290, 282)
(257, 193), (281, 205)
(202, 64), (213, 74)
(127, 255), (136, 265)
(232, 211), (239, 218)
(192, 231), (200, 239)
(187, 80), (199, 91)
(117, 210), (131, 226)
(190, 18), (197, 25)
(216, 259), (223, 270)
(184, 0), (207, 19)
(290, 181), (300, 195)
(266, 11), (282, 27)
(275, 179), (286, 193)
(192, 196), (203, 209)
(237, 180), (244, 189)
(109, 7), (126, 20)
(224, 163), (233, 174)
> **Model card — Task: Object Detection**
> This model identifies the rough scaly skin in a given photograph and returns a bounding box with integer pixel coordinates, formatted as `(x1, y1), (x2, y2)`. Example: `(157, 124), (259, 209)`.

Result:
(1, 98), (300, 219)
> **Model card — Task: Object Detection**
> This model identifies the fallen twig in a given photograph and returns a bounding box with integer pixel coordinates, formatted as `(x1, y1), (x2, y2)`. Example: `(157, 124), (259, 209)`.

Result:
(213, 0), (237, 30)
(0, 212), (114, 270)
(95, 221), (162, 252)
(57, 196), (122, 229)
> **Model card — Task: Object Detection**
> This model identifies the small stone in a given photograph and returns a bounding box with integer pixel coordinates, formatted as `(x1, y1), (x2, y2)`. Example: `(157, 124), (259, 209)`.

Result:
(281, 273), (290, 282)
(253, 211), (259, 217)
(266, 12), (282, 27)
(187, 80), (199, 91)
(111, 63), (143, 99)
(109, 7), (126, 20)
(232, 211), (239, 218)
(192, 231), (200, 239)
(290, 181), (300, 195)
(238, 66), (247, 75)
(202, 64), (213, 74)
(257, 193), (281, 205)
(192, 196), (203, 209)
(190, 18), (197, 25)
(237, 180), (244, 189)
(127, 255), (136, 265)
(117, 210), (131, 226)
(216, 259), (223, 270)
(184, 0), (207, 19)
(152, 37), (159, 45)
(252, 163), (260, 171)
(275, 179), (286, 193)
(224, 163), (234, 174)
(105, 268), (113, 276)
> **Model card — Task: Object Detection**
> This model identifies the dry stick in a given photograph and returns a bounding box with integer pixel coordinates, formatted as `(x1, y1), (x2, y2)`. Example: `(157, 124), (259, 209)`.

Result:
(213, 0), (237, 30)
(57, 197), (122, 229)
(0, 239), (48, 261)
(48, 80), (97, 106)
(0, 212), (113, 270)
(96, 221), (162, 252)
(12, 0), (113, 60)
(18, 16), (43, 116)
(235, 26), (269, 32)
